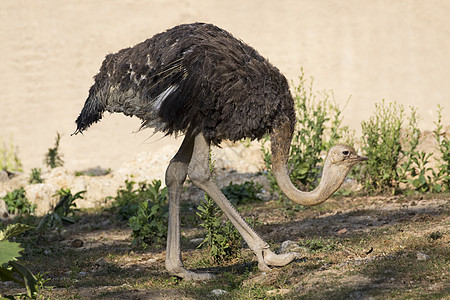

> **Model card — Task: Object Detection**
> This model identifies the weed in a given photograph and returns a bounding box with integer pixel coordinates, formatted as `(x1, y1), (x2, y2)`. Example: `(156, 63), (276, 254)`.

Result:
(196, 151), (242, 264)
(432, 105), (450, 192)
(262, 69), (350, 200)
(44, 132), (64, 168)
(0, 136), (22, 172)
(407, 151), (436, 193)
(36, 188), (84, 231)
(221, 181), (263, 206)
(300, 237), (339, 253)
(29, 168), (44, 184)
(1, 187), (36, 215)
(0, 223), (40, 299)
(196, 194), (242, 264)
(128, 179), (168, 248)
(360, 100), (425, 194)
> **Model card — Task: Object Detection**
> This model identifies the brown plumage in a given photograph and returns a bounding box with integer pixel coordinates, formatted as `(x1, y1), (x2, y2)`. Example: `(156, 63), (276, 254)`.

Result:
(74, 22), (295, 144)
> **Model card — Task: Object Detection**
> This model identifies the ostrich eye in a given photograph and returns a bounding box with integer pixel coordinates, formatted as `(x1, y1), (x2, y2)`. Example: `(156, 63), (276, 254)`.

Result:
(342, 150), (350, 156)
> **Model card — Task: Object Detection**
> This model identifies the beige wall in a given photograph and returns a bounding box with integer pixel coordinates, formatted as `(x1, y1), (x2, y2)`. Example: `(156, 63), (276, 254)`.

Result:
(1, 0), (449, 171)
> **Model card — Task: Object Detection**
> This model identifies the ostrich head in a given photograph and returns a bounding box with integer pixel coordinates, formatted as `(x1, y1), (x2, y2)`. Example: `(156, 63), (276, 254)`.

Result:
(271, 121), (368, 206)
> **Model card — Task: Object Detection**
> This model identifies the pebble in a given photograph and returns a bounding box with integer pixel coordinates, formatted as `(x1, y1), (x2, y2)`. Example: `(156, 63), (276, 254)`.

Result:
(71, 239), (84, 248)
(278, 240), (308, 255)
(416, 252), (430, 261)
(95, 257), (107, 266)
(211, 289), (228, 296)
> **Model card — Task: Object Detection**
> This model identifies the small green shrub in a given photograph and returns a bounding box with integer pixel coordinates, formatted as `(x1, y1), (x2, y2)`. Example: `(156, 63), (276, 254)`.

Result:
(197, 194), (242, 264)
(196, 151), (242, 264)
(432, 105), (450, 192)
(407, 151), (436, 193)
(36, 188), (84, 231)
(44, 132), (64, 168)
(0, 223), (40, 299)
(128, 179), (168, 248)
(221, 181), (263, 205)
(0, 136), (22, 172)
(110, 180), (168, 220)
(1, 187), (36, 215)
(262, 69), (351, 199)
(29, 168), (44, 184)
(360, 100), (425, 194)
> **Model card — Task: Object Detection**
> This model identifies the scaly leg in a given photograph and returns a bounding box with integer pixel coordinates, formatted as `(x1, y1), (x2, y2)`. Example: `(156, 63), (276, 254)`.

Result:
(187, 134), (297, 273)
(164, 133), (215, 280)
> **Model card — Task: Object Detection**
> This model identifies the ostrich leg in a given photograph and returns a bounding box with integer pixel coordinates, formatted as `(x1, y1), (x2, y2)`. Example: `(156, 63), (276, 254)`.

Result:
(188, 133), (297, 273)
(164, 134), (215, 281)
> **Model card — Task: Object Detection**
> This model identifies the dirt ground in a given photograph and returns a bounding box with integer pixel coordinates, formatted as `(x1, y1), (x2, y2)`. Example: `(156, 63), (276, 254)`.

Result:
(0, 148), (448, 298)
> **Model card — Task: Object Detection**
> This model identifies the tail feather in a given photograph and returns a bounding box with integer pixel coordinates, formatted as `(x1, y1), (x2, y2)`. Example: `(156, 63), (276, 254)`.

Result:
(73, 92), (105, 135)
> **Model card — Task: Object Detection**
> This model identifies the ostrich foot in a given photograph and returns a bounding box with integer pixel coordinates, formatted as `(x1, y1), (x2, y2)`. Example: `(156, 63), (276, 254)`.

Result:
(167, 266), (216, 281)
(263, 248), (298, 267)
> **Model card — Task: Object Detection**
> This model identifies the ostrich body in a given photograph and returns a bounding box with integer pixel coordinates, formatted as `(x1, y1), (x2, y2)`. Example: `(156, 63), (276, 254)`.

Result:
(75, 23), (367, 280)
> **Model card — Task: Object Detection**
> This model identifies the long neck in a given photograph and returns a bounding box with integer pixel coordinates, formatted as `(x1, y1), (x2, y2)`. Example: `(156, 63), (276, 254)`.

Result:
(270, 121), (345, 206)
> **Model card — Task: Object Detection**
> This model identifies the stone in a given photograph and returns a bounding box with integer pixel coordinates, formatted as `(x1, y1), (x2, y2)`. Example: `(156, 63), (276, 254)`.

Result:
(416, 252), (430, 261)
(211, 289), (228, 296)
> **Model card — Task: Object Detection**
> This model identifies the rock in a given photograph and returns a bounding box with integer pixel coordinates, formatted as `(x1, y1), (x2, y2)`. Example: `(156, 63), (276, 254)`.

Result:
(0, 199), (9, 220)
(211, 289), (228, 296)
(0, 171), (8, 182)
(278, 240), (308, 256)
(337, 228), (348, 235)
(95, 257), (107, 266)
(71, 239), (84, 248)
(190, 238), (204, 246)
(416, 252), (430, 261)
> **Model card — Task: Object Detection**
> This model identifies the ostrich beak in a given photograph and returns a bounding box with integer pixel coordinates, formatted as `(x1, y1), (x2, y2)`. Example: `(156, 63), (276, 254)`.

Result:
(355, 154), (369, 162)
(348, 153), (369, 164)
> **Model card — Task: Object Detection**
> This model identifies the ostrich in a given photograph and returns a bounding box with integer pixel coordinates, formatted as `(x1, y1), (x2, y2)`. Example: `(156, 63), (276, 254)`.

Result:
(74, 23), (367, 280)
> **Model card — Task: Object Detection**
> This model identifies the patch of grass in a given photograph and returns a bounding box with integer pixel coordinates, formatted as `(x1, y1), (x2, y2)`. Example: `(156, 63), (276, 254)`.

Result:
(0, 136), (22, 172)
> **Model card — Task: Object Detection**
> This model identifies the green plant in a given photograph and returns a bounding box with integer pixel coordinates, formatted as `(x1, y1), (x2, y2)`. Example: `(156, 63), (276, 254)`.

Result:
(0, 136), (22, 172)
(128, 179), (168, 248)
(221, 181), (263, 206)
(110, 180), (168, 220)
(0, 223), (40, 299)
(431, 105), (450, 192)
(407, 151), (436, 193)
(300, 237), (338, 253)
(1, 187), (36, 215)
(360, 100), (425, 194)
(36, 188), (84, 231)
(262, 69), (350, 200)
(44, 132), (64, 168)
(196, 151), (242, 264)
(196, 194), (242, 264)
(29, 168), (44, 184)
